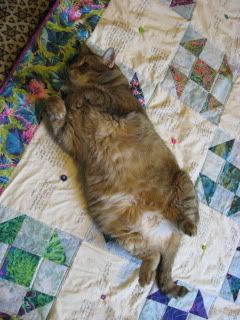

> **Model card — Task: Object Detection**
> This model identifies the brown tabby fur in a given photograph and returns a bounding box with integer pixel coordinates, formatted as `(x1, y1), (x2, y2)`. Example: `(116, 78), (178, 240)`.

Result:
(44, 44), (199, 297)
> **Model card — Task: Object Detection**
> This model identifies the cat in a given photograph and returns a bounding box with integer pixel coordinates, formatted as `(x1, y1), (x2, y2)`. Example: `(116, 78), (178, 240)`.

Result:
(44, 44), (199, 297)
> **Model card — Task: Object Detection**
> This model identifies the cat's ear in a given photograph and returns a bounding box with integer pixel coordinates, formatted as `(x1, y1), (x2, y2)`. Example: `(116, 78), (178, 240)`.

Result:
(102, 48), (116, 68)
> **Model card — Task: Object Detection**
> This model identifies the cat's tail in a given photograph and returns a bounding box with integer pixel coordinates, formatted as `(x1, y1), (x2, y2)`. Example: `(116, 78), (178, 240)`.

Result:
(172, 170), (199, 236)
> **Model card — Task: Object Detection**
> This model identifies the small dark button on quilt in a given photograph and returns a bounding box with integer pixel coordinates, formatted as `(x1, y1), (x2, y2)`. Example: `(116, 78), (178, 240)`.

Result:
(60, 174), (68, 181)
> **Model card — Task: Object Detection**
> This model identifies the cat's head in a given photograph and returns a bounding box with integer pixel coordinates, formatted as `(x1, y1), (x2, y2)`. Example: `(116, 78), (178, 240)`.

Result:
(68, 44), (129, 88)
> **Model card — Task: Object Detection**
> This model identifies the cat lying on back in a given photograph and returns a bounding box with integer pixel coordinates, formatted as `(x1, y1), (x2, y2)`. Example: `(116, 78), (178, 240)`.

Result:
(44, 44), (199, 297)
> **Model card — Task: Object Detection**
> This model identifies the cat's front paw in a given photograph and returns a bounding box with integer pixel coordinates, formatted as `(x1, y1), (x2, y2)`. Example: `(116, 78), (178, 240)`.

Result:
(44, 96), (66, 122)
(180, 219), (197, 237)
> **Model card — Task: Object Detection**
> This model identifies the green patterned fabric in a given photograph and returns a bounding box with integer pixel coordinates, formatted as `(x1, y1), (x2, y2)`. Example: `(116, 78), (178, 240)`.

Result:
(0, 206), (81, 318)
(43, 230), (66, 264)
(0, 0), (110, 195)
(0, 215), (26, 245)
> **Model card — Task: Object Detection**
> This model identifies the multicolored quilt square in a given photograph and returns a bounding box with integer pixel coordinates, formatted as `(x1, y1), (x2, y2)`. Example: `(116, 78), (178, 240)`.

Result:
(196, 130), (240, 222)
(0, 205), (81, 318)
(190, 59), (217, 91)
(140, 284), (215, 320)
(220, 244), (240, 304)
(162, 24), (234, 125)
(160, 0), (197, 20)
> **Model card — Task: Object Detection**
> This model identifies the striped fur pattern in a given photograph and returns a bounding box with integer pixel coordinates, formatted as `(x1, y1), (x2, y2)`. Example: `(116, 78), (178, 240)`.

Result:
(44, 45), (199, 297)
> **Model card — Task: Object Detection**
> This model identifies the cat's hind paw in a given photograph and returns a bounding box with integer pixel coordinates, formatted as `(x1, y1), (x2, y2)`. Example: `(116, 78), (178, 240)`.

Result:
(159, 280), (189, 298)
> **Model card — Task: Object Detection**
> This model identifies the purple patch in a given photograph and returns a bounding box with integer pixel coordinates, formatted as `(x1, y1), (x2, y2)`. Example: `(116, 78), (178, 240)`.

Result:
(190, 290), (208, 319)
(148, 290), (170, 305)
(170, 0), (195, 7)
(163, 306), (188, 320)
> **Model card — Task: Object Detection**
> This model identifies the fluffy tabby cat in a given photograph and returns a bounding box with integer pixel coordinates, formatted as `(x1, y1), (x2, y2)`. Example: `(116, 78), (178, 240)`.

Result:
(44, 44), (199, 297)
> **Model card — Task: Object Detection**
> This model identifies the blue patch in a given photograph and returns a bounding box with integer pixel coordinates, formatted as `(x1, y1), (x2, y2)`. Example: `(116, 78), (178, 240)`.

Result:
(209, 140), (234, 160)
(199, 174), (217, 204)
(227, 273), (240, 302)
(6, 128), (24, 156)
(218, 162), (240, 193)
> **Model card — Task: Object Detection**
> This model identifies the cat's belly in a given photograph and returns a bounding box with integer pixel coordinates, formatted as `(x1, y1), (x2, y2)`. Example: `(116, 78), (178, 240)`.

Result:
(139, 211), (179, 253)
(88, 191), (178, 254)
(87, 192), (137, 230)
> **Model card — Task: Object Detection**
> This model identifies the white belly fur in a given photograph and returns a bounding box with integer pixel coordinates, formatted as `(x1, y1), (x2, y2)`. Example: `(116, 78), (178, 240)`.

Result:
(139, 211), (178, 253)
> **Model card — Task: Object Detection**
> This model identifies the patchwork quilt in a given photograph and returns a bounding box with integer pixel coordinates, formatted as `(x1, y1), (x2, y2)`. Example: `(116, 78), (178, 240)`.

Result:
(0, 0), (240, 319)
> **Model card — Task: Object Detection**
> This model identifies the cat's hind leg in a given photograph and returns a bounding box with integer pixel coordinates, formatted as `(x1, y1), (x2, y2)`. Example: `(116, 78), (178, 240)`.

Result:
(117, 232), (160, 287)
(173, 171), (199, 237)
(139, 253), (161, 286)
(156, 233), (188, 297)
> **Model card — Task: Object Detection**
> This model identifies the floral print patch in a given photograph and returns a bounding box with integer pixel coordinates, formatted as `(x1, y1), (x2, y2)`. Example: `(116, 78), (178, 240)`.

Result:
(190, 59), (217, 91)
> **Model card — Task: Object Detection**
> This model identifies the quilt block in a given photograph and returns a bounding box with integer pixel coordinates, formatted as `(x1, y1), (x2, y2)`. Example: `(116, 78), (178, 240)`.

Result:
(162, 24), (234, 125)
(160, 0), (197, 20)
(0, 207), (80, 318)
(196, 130), (240, 223)
(141, 285), (215, 320)
(220, 243), (240, 304)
